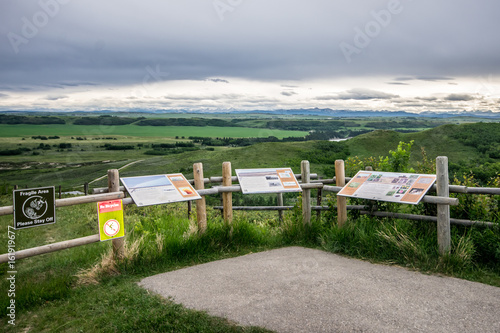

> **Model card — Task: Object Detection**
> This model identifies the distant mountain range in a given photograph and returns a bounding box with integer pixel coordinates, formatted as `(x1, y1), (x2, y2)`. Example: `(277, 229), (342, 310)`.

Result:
(2, 108), (500, 119)
(234, 108), (500, 119)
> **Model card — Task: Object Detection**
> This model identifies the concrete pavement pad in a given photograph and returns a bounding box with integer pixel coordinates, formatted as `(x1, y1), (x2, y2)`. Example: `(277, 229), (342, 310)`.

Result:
(139, 247), (500, 332)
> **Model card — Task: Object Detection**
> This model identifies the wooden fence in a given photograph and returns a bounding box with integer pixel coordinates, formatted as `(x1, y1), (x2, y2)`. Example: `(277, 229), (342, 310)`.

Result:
(1, 156), (499, 264)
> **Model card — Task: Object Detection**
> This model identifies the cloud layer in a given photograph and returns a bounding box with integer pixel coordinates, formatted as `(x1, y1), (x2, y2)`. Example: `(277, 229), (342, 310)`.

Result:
(0, 0), (499, 112)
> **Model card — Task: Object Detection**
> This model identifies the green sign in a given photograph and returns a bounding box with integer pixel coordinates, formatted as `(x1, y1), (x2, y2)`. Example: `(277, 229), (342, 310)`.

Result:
(13, 186), (56, 229)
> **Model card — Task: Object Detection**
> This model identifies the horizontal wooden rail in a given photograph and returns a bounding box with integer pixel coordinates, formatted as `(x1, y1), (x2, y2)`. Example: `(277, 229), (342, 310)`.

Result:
(94, 186), (126, 194)
(300, 183), (324, 190)
(0, 234), (100, 264)
(0, 192), (125, 217)
(429, 185), (468, 194)
(360, 211), (496, 228)
(421, 196), (458, 206)
(323, 185), (343, 192)
(213, 205), (369, 211)
(198, 188), (219, 196)
(93, 173), (319, 193)
(466, 187), (500, 195)
(56, 192), (124, 207)
(0, 205), (13, 216)
(91, 179), (499, 196)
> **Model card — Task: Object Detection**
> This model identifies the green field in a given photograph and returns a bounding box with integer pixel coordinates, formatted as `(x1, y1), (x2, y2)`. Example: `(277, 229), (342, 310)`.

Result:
(0, 124), (308, 139)
(0, 122), (499, 191)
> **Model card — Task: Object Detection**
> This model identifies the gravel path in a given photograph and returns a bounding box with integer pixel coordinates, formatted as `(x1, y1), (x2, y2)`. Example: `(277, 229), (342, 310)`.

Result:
(139, 247), (500, 333)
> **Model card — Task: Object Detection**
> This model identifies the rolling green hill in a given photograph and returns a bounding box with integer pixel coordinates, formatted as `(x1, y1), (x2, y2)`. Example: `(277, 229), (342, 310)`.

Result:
(0, 123), (498, 191)
(346, 124), (481, 163)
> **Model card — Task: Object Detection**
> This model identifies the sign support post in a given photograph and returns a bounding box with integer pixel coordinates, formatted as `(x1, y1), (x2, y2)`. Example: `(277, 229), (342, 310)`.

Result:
(336, 160), (347, 227)
(222, 162), (233, 225)
(193, 163), (207, 234)
(301, 160), (311, 226)
(108, 169), (124, 261)
(436, 156), (451, 255)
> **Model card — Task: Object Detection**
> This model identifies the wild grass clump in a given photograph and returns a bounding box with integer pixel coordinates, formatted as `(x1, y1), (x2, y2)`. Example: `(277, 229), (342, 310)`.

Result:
(110, 205), (286, 276)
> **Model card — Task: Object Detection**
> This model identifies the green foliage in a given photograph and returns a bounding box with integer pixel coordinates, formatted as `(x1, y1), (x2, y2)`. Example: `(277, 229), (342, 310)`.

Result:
(451, 174), (500, 223)
(302, 141), (349, 165)
(0, 114), (65, 125)
(345, 140), (415, 174)
(365, 120), (444, 130)
(387, 140), (415, 172)
(104, 144), (135, 150)
(73, 115), (143, 126)
(0, 148), (24, 156)
(136, 117), (236, 127)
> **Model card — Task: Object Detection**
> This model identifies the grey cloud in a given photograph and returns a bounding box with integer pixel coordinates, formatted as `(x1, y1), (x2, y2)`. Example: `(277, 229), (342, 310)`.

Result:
(1, 1), (500, 90)
(394, 77), (415, 81)
(45, 95), (68, 101)
(419, 97), (438, 102)
(165, 93), (242, 101)
(416, 76), (455, 82)
(445, 94), (475, 101)
(335, 88), (399, 100)
(281, 91), (297, 97)
(58, 82), (99, 87)
(393, 76), (455, 82)
(206, 78), (229, 83)
(0, 93), (9, 98)
(387, 82), (409, 85)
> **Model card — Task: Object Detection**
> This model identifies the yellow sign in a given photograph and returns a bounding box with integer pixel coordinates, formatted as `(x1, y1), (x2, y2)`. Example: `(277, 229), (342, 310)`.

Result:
(97, 199), (125, 241)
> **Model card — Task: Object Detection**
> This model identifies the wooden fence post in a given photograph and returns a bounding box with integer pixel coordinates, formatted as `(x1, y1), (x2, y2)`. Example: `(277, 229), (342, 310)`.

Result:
(301, 160), (311, 225)
(335, 160), (347, 227)
(193, 163), (207, 234)
(436, 156), (451, 255)
(222, 161), (233, 224)
(108, 169), (124, 261)
(84, 182), (89, 196)
(277, 192), (284, 223)
(58, 185), (62, 199)
(187, 201), (192, 219)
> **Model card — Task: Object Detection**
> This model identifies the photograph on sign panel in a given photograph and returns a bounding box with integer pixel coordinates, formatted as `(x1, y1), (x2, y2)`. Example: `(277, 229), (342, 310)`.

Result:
(122, 175), (171, 189)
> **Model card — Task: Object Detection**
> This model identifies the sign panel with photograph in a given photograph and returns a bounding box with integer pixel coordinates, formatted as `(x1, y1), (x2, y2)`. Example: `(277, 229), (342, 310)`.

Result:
(121, 174), (201, 207)
(236, 168), (301, 194)
(338, 171), (436, 205)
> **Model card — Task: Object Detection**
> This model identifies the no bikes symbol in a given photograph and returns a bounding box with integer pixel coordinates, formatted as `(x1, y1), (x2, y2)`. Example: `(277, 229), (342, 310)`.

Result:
(103, 219), (120, 237)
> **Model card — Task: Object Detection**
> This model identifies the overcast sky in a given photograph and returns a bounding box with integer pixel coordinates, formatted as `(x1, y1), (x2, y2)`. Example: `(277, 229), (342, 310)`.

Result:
(1, 0), (499, 113)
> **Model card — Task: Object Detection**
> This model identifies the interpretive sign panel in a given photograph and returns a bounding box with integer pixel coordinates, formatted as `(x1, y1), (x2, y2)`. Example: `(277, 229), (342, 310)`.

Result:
(97, 199), (125, 241)
(13, 186), (56, 229)
(236, 168), (301, 194)
(121, 174), (201, 207)
(338, 171), (436, 205)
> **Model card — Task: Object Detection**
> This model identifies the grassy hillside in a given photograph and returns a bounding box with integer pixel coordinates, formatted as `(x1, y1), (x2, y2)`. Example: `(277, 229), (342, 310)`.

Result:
(1, 122), (499, 191)
(346, 125), (480, 163)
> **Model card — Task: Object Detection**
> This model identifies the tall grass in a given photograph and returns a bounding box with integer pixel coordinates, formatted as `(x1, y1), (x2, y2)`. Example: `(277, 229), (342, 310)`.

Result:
(1, 189), (499, 331)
